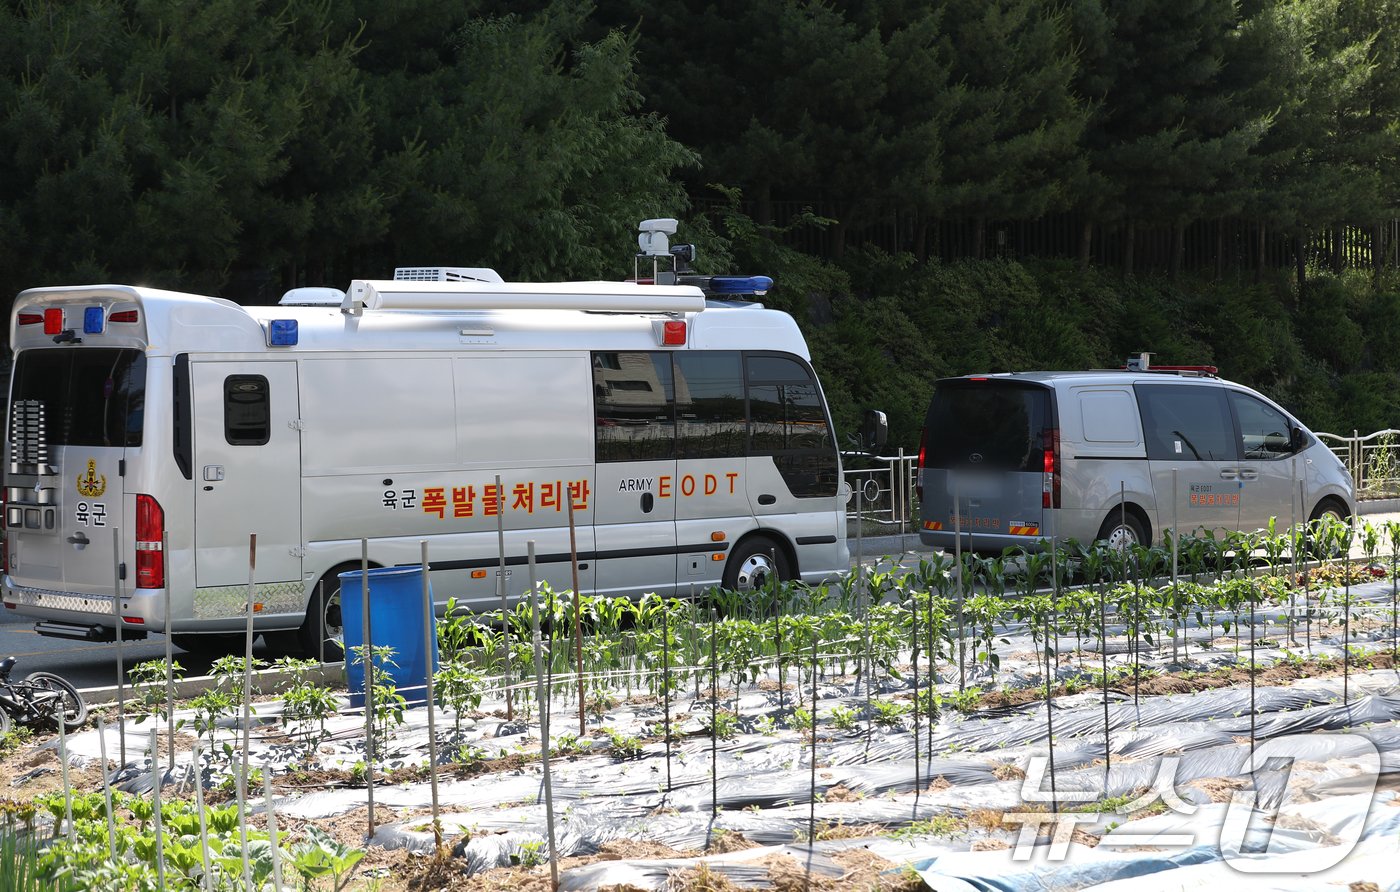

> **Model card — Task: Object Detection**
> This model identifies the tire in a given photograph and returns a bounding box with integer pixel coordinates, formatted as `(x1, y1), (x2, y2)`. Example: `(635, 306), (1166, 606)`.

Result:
(298, 564), (356, 661)
(171, 633), (245, 658)
(0, 704), (12, 736)
(24, 671), (87, 733)
(1095, 510), (1146, 552)
(721, 536), (793, 594)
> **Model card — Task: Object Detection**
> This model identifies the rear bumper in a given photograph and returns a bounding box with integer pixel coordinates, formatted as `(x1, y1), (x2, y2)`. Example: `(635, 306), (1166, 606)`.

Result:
(919, 529), (1047, 554)
(3, 575), (161, 631)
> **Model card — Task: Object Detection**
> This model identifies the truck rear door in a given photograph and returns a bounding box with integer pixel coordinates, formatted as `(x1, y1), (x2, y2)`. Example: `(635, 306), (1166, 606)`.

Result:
(920, 379), (1053, 548)
(6, 347), (144, 600)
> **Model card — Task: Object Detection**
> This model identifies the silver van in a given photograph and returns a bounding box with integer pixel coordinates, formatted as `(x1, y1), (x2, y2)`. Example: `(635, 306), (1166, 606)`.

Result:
(916, 359), (1354, 553)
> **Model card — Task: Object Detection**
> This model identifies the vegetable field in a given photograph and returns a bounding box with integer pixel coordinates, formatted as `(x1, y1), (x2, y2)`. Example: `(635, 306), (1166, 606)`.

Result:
(5, 515), (1400, 890)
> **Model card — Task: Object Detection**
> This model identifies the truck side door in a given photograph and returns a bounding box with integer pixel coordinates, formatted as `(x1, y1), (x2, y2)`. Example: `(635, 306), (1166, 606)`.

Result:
(191, 362), (303, 592)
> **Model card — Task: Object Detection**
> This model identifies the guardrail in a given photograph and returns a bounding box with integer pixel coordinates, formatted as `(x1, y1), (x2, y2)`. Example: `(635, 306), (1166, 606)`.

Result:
(842, 450), (919, 534)
(1316, 429), (1400, 501)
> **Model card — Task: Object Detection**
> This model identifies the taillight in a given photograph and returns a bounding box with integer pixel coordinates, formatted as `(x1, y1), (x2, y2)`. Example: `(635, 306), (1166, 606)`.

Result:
(1042, 429), (1061, 509)
(135, 494), (165, 588)
(916, 427), (927, 502)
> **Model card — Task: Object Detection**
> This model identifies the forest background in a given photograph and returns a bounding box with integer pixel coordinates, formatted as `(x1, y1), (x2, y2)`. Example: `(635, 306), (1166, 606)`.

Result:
(3, 0), (1399, 448)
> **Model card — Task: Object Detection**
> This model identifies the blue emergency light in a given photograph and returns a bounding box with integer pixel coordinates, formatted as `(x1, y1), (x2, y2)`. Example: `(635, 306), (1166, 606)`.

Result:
(708, 275), (774, 295)
(83, 307), (105, 334)
(268, 319), (299, 346)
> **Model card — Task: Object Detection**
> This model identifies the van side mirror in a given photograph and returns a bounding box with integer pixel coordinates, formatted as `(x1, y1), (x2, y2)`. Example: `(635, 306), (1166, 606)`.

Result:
(1290, 427), (1307, 450)
(861, 409), (888, 453)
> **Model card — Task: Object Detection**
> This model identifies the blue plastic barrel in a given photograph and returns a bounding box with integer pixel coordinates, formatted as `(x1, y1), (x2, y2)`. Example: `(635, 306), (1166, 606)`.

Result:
(339, 566), (440, 707)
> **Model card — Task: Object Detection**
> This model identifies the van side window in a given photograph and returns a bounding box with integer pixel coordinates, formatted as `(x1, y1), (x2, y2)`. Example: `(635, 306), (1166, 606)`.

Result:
(593, 352), (676, 461)
(1230, 392), (1298, 459)
(224, 375), (270, 445)
(674, 352), (746, 458)
(1135, 384), (1236, 461)
(745, 353), (838, 497)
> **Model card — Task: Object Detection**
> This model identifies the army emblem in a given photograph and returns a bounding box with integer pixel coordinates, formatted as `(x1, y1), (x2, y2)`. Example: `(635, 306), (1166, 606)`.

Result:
(77, 459), (107, 498)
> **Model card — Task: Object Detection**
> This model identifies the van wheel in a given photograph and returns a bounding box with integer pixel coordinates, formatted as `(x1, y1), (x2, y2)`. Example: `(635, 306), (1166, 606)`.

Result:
(1095, 511), (1146, 551)
(299, 565), (356, 662)
(722, 537), (791, 593)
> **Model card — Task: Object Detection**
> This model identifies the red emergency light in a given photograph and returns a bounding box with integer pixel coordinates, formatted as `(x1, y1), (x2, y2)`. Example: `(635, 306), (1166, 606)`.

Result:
(43, 308), (64, 335)
(661, 320), (687, 345)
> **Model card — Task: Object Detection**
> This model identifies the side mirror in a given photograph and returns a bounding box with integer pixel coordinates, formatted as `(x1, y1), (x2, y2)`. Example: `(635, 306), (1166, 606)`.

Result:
(1290, 427), (1307, 450)
(861, 409), (888, 453)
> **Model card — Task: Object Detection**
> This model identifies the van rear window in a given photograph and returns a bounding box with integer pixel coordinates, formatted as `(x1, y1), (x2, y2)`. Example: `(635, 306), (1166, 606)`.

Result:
(10, 348), (146, 447)
(923, 380), (1051, 472)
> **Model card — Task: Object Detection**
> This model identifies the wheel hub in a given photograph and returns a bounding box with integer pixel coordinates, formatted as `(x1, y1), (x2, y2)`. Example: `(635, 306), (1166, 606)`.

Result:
(735, 553), (776, 591)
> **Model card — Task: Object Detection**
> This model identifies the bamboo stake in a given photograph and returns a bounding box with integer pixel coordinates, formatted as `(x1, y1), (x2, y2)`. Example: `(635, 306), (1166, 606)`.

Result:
(150, 729), (166, 889)
(264, 765), (283, 891)
(193, 743), (213, 892)
(361, 537), (376, 834)
(526, 542), (559, 888)
(568, 498), (585, 737)
(662, 599), (673, 794)
(163, 531), (176, 762)
(496, 474), (512, 720)
(239, 534), (256, 892)
(421, 540), (442, 855)
(112, 526), (127, 767)
(57, 709), (74, 845)
(95, 716), (117, 860)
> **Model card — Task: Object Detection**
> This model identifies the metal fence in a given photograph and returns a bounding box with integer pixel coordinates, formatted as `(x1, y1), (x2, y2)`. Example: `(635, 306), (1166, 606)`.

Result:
(845, 430), (1400, 535)
(1317, 429), (1400, 501)
(841, 450), (919, 534)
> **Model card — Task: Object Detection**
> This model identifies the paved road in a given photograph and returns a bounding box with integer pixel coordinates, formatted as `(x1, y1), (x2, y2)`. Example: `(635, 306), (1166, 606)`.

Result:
(6, 508), (1398, 691)
(0, 609), (282, 689)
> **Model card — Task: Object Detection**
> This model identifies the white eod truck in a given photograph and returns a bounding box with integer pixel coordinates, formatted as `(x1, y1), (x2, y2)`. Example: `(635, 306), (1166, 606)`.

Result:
(3, 220), (853, 656)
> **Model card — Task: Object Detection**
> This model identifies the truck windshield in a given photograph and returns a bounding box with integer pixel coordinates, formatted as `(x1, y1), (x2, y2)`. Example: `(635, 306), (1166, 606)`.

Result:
(923, 379), (1051, 472)
(10, 348), (146, 447)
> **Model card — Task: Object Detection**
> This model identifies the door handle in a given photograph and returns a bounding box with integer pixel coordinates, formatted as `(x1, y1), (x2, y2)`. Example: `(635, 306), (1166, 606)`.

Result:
(203, 465), (225, 482)
(1219, 468), (1238, 480)
(758, 494), (777, 506)
(66, 532), (89, 548)
(1237, 469), (1258, 481)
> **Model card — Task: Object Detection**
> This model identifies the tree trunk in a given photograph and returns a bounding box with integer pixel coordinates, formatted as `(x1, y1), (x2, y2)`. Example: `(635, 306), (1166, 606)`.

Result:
(914, 216), (929, 263)
(972, 216), (986, 260)
(1123, 219), (1136, 277)
(1331, 225), (1344, 274)
(1168, 222), (1184, 280)
(1215, 217), (1225, 280)
(831, 219), (847, 259)
(1255, 220), (1265, 285)
(1078, 219), (1093, 270)
(1373, 221), (1385, 286)
(754, 182), (773, 227)
(1295, 232), (1308, 301)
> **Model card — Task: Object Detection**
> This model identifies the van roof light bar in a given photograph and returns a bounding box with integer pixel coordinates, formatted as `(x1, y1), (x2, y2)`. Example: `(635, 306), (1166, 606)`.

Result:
(1122, 353), (1218, 376)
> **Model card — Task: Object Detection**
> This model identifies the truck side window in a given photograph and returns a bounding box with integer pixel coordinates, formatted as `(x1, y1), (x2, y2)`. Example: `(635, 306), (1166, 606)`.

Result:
(745, 353), (838, 497)
(1230, 391), (1298, 460)
(1135, 384), (1237, 461)
(224, 375), (270, 445)
(593, 351), (676, 461)
(674, 351), (745, 458)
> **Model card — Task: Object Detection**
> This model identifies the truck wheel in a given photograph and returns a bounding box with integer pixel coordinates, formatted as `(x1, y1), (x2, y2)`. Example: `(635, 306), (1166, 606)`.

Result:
(1095, 511), (1146, 551)
(722, 537), (791, 593)
(299, 565), (356, 661)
